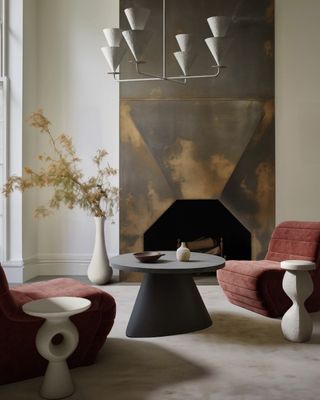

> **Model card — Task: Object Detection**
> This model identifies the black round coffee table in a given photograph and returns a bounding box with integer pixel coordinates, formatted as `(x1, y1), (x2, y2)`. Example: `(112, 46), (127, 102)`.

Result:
(110, 251), (225, 338)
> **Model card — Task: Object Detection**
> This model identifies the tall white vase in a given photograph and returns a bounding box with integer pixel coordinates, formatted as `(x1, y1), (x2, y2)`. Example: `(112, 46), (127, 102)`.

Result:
(87, 217), (113, 285)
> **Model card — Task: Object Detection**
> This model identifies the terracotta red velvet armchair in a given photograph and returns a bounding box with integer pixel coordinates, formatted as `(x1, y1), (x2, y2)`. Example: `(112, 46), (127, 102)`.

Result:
(0, 266), (116, 384)
(217, 221), (320, 317)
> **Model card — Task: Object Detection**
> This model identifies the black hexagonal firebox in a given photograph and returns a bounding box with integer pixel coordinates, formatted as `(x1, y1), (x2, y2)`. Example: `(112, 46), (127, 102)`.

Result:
(144, 199), (251, 261)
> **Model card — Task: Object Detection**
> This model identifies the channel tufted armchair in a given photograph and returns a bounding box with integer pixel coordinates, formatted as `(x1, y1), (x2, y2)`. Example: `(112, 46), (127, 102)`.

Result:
(217, 221), (320, 317)
(0, 265), (116, 384)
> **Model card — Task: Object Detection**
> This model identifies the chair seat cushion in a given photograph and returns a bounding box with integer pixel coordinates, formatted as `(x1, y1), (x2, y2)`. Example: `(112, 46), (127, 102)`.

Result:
(11, 277), (113, 313)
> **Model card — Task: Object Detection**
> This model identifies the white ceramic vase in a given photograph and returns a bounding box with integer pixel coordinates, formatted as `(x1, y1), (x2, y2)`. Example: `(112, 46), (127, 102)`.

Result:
(176, 242), (191, 261)
(87, 217), (113, 285)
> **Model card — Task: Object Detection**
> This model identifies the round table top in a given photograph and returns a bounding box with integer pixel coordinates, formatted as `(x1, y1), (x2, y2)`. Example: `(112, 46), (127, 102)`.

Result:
(110, 251), (225, 274)
(22, 296), (92, 319)
(280, 260), (316, 271)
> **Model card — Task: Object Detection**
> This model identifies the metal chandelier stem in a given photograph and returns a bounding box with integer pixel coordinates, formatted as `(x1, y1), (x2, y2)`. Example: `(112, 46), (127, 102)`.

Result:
(162, 0), (166, 79)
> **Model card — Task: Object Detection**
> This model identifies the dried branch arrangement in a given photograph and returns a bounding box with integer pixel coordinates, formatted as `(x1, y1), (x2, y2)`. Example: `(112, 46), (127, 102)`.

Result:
(3, 110), (118, 218)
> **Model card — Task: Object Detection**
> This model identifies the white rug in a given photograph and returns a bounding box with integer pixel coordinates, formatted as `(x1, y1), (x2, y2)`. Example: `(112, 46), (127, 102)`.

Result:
(1, 285), (320, 400)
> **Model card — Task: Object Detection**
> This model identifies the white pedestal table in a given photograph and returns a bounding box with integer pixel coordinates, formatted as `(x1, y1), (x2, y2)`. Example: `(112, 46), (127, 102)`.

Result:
(281, 260), (316, 342)
(23, 296), (91, 399)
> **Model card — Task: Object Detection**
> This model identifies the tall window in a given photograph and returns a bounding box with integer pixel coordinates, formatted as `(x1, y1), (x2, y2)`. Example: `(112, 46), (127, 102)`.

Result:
(0, 0), (7, 262)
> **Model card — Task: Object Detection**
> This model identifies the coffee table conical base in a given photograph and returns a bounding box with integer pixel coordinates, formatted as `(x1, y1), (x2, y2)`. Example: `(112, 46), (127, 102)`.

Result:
(126, 273), (212, 337)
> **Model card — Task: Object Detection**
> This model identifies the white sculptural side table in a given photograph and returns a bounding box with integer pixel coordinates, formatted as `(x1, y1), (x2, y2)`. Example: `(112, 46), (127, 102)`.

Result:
(281, 260), (315, 343)
(23, 296), (91, 399)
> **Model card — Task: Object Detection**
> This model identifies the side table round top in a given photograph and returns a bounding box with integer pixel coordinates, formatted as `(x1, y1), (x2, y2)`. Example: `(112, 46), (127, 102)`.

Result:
(110, 251), (225, 274)
(22, 296), (92, 319)
(280, 260), (316, 271)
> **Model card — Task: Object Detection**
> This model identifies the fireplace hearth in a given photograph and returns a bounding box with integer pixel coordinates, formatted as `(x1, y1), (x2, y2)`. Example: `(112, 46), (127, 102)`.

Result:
(144, 200), (251, 260)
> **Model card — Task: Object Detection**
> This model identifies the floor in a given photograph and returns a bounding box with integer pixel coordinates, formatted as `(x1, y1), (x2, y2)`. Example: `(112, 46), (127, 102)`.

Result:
(1, 285), (320, 400)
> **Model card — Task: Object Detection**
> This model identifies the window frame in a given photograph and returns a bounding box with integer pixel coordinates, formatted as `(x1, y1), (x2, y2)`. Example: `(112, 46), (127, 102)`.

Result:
(0, 0), (8, 263)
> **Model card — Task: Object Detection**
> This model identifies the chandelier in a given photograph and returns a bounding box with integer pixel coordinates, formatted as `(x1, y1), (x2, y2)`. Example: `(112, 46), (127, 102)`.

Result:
(101, 0), (233, 83)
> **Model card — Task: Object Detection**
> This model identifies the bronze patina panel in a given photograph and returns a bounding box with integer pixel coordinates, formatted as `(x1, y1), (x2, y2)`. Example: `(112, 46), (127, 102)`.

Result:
(119, 0), (274, 281)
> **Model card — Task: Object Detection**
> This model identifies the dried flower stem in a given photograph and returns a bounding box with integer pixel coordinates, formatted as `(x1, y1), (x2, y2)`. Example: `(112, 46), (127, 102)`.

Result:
(3, 109), (119, 219)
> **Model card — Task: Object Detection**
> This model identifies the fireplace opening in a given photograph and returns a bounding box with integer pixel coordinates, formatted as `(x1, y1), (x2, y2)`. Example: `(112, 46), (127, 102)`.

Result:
(144, 199), (251, 261)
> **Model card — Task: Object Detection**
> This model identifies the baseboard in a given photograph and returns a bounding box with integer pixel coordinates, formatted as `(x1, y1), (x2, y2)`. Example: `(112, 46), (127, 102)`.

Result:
(2, 264), (24, 284)
(4, 253), (119, 283)
(28, 254), (90, 277)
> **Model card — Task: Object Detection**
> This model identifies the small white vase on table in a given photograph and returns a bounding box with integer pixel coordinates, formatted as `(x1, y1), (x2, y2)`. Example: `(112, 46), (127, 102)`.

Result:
(176, 242), (191, 261)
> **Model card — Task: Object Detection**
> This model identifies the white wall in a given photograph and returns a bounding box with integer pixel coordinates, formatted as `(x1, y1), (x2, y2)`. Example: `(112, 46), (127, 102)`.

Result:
(275, 0), (320, 223)
(4, 0), (119, 282)
(31, 0), (120, 277)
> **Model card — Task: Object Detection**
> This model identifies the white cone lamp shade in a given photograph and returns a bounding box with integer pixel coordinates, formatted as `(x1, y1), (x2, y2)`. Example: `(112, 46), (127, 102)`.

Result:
(122, 30), (152, 62)
(205, 37), (230, 66)
(103, 28), (123, 47)
(174, 51), (196, 76)
(175, 34), (194, 52)
(124, 7), (150, 30)
(207, 16), (232, 37)
(101, 46), (126, 73)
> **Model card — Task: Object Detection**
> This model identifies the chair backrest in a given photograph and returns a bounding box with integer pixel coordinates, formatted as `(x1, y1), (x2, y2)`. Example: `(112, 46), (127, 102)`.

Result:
(0, 264), (10, 296)
(0, 264), (19, 317)
(265, 221), (320, 266)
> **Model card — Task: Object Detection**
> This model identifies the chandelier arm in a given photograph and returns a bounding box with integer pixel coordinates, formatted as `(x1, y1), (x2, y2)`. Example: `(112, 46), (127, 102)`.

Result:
(168, 68), (222, 80)
(112, 73), (162, 82)
(112, 70), (185, 84)
(111, 67), (222, 83)
(112, 74), (220, 83)
(136, 63), (186, 84)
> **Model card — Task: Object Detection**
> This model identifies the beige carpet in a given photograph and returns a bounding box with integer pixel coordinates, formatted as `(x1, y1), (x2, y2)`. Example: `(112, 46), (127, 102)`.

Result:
(1, 285), (320, 400)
